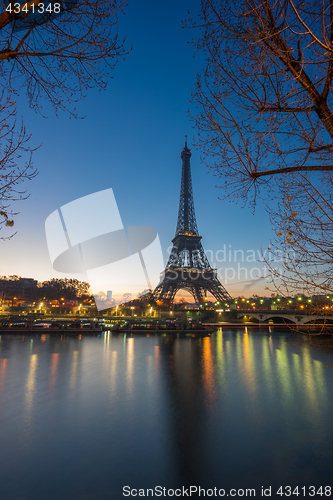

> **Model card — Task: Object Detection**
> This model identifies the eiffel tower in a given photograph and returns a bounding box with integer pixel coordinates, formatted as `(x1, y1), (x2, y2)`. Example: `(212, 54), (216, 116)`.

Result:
(152, 138), (231, 305)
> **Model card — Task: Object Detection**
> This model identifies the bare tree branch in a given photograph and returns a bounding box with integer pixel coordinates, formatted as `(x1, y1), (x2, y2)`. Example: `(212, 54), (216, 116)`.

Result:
(187, 0), (333, 294)
(0, 0), (129, 235)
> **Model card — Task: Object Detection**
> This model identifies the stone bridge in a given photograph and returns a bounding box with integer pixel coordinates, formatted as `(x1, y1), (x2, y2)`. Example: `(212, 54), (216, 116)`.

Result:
(235, 310), (333, 325)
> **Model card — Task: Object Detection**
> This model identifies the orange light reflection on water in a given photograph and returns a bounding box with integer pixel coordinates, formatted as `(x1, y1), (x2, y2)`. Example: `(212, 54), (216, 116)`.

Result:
(24, 353), (38, 430)
(154, 345), (161, 380)
(49, 353), (59, 395)
(202, 337), (216, 408)
(0, 358), (8, 396)
(69, 351), (79, 391)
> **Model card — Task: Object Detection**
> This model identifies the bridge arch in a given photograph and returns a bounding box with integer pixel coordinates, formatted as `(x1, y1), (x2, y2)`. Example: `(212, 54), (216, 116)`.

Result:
(236, 311), (333, 325)
(237, 312), (297, 324)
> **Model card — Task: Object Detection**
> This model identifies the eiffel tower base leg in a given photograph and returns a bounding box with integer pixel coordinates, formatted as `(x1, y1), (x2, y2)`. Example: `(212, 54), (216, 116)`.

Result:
(153, 270), (231, 306)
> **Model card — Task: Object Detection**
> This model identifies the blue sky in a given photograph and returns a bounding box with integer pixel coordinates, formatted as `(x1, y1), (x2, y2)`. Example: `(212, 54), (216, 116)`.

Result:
(0, 0), (276, 298)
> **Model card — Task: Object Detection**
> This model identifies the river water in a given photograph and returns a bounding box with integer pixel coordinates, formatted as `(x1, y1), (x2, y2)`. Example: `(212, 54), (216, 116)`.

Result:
(0, 329), (333, 500)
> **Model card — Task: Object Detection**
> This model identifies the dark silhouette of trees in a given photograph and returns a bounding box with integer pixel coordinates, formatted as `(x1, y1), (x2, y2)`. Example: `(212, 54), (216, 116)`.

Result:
(0, 0), (128, 235)
(38, 278), (90, 300)
(0, 276), (91, 303)
(188, 0), (333, 295)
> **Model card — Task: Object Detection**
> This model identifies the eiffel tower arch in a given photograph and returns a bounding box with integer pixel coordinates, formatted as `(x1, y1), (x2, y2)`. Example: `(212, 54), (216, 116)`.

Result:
(152, 138), (231, 306)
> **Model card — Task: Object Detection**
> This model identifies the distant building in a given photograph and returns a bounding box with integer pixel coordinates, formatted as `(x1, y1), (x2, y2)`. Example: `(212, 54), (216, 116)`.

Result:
(107, 290), (112, 302)
(0, 278), (38, 304)
(185, 303), (200, 310)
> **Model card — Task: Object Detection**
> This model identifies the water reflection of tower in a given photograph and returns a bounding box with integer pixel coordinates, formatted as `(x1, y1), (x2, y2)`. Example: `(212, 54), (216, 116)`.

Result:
(158, 335), (215, 487)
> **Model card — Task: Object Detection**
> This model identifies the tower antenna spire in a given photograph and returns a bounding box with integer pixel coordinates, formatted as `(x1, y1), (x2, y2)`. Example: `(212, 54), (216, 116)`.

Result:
(185, 135), (187, 148)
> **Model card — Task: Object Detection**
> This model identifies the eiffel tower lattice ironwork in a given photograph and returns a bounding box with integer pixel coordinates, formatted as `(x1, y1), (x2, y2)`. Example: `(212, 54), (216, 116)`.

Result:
(152, 138), (231, 305)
